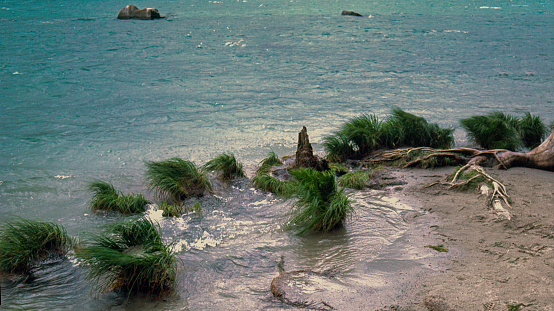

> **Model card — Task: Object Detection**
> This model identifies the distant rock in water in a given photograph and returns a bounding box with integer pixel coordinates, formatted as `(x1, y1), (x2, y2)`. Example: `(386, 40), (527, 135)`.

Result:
(341, 10), (363, 17)
(117, 5), (164, 20)
(292, 126), (329, 171)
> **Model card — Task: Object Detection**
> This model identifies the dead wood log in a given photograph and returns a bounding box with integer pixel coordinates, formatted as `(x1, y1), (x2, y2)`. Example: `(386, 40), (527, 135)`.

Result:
(496, 129), (554, 171)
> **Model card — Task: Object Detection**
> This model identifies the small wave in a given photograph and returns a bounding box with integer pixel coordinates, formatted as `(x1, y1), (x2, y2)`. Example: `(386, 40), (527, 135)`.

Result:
(54, 175), (72, 179)
(190, 230), (221, 250)
(443, 29), (468, 34)
(480, 6), (502, 10)
(225, 39), (246, 47)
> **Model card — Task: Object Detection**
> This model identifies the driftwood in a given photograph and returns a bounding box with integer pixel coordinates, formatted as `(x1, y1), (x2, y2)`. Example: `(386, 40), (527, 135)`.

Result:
(361, 129), (554, 172)
(494, 129), (554, 171)
(358, 130), (554, 220)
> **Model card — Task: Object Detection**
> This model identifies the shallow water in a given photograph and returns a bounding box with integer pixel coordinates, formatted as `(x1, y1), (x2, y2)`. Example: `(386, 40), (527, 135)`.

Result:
(1, 0), (553, 309)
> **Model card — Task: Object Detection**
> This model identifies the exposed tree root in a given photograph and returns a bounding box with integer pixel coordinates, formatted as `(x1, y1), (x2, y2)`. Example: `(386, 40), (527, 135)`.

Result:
(426, 163), (512, 220)
(355, 131), (554, 219)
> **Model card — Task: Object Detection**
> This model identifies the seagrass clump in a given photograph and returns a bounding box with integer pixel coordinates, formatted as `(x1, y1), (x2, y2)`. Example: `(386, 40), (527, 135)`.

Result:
(252, 173), (296, 197)
(288, 168), (353, 234)
(324, 108), (454, 162)
(460, 111), (548, 150)
(88, 181), (149, 214)
(158, 202), (183, 217)
(145, 158), (212, 203)
(0, 218), (75, 274)
(337, 170), (370, 190)
(76, 217), (177, 297)
(256, 151), (283, 175)
(203, 153), (245, 181)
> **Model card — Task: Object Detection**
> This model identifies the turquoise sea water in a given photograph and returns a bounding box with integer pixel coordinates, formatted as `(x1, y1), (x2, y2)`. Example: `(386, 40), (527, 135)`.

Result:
(1, 0), (553, 309)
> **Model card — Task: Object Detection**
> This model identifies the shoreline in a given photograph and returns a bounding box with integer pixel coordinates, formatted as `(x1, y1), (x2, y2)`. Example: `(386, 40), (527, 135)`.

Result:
(395, 166), (554, 310)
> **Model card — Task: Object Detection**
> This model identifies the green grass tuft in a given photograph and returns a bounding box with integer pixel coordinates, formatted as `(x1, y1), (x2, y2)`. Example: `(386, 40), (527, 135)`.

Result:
(77, 217), (177, 298)
(256, 151), (283, 174)
(461, 111), (548, 150)
(158, 202), (183, 217)
(145, 158), (212, 203)
(0, 218), (75, 273)
(520, 112), (548, 149)
(329, 163), (349, 176)
(288, 168), (353, 234)
(252, 174), (296, 197)
(88, 181), (149, 214)
(425, 244), (449, 252)
(324, 108), (454, 162)
(185, 200), (202, 216)
(507, 303), (524, 311)
(337, 170), (370, 189)
(203, 153), (245, 181)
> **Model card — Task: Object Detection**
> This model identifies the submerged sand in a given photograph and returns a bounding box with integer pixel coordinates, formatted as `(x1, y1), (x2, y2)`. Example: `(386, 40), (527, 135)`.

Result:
(395, 166), (554, 311)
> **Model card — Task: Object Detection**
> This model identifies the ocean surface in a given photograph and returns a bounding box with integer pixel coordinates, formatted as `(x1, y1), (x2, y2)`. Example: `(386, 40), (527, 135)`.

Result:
(1, 0), (553, 309)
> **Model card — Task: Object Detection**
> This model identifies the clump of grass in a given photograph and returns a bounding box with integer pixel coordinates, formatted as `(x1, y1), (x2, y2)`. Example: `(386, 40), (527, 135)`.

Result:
(88, 181), (150, 214)
(185, 200), (202, 216)
(425, 244), (449, 252)
(324, 108), (454, 162)
(520, 112), (548, 149)
(256, 151), (283, 174)
(0, 218), (76, 274)
(158, 202), (183, 217)
(337, 170), (370, 189)
(507, 303), (524, 311)
(384, 108), (454, 150)
(461, 111), (548, 150)
(252, 174), (296, 197)
(145, 158), (212, 203)
(288, 168), (353, 234)
(329, 162), (349, 176)
(203, 153), (245, 181)
(77, 217), (177, 298)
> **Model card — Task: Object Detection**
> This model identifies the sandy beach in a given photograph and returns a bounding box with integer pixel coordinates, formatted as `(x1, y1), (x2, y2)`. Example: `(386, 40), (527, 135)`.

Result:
(394, 166), (554, 310)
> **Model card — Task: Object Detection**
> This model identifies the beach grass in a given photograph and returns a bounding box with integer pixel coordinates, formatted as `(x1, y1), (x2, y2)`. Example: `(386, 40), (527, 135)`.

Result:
(203, 153), (245, 181)
(384, 108), (454, 149)
(88, 181), (149, 214)
(460, 111), (548, 150)
(288, 168), (353, 234)
(185, 200), (202, 216)
(337, 170), (370, 189)
(145, 158), (212, 203)
(520, 112), (548, 149)
(0, 218), (75, 274)
(158, 202), (183, 217)
(425, 244), (449, 252)
(252, 173), (296, 197)
(256, 151), (283, 175)
(76, 217), (177, 297)
(324, 108), (454, 162)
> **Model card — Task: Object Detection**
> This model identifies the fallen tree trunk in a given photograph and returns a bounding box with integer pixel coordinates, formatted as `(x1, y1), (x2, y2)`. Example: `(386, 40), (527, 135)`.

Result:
(361, 129), (554, 172)
(496, 129), (554, 171)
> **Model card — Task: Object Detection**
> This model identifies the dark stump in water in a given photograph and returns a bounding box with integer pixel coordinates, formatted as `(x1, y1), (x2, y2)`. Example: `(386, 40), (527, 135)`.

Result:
(292, 126), (329, 171)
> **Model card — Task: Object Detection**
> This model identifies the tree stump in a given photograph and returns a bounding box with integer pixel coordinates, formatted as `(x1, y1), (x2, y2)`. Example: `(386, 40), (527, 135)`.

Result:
(292, 126), (329, 171)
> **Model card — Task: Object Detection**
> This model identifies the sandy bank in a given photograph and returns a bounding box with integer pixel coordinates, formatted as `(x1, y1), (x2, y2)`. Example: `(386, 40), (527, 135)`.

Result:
(395, 167), (554, 311)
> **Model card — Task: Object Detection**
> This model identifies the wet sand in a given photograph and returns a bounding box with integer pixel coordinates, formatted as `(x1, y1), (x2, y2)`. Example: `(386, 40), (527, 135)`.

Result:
(395, 166), (554, 311)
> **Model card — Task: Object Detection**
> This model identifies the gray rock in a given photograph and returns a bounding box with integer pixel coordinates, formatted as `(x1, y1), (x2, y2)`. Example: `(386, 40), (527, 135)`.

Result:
(117, 5), (164, 20)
